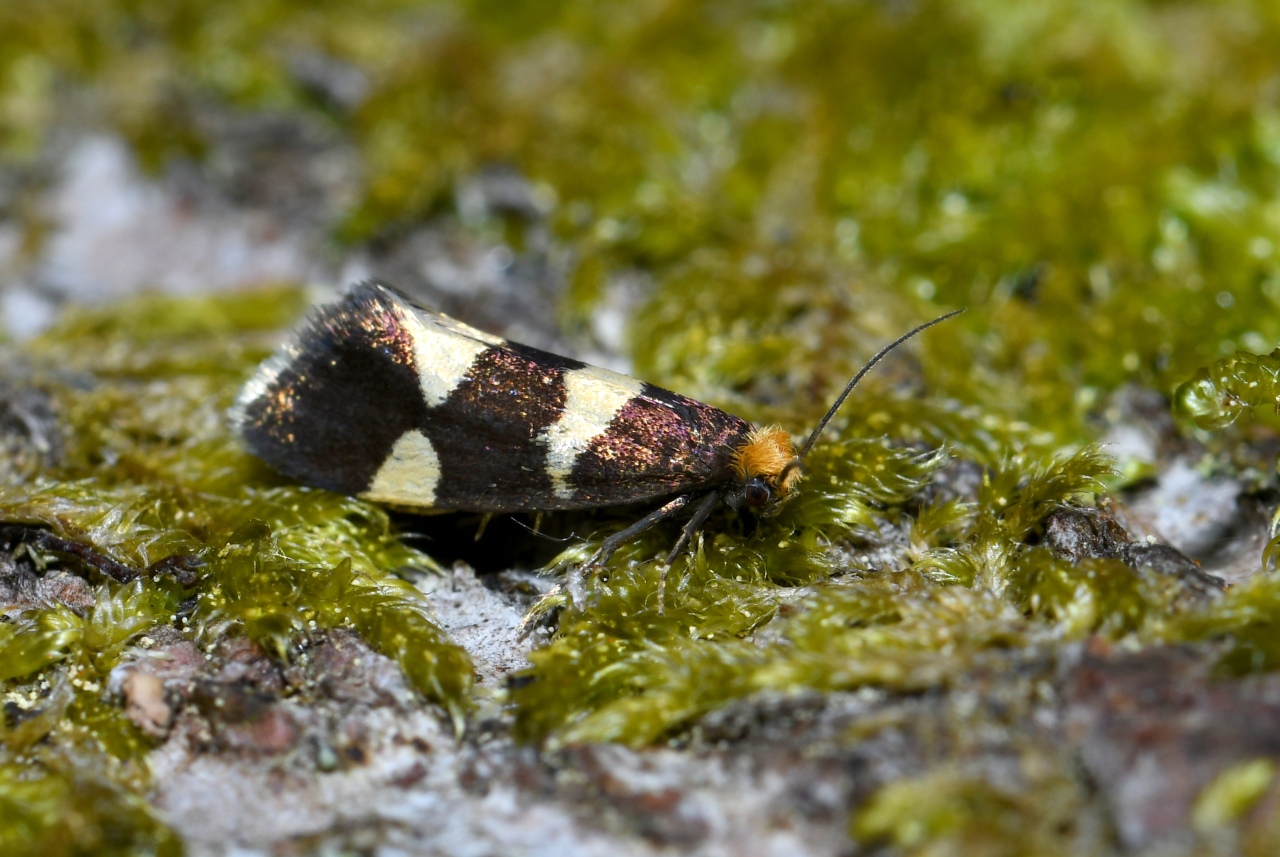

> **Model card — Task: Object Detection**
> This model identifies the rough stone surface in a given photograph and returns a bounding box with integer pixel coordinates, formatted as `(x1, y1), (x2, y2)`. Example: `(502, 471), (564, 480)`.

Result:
(1062, 643), (1280, 849)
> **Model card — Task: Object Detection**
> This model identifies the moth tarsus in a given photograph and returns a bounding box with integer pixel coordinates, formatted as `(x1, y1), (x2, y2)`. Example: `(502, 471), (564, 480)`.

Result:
(0, 524), (203, 586)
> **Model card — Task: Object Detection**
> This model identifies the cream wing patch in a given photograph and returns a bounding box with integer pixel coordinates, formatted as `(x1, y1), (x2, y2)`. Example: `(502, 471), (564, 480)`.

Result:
(364, 430), (441, 506)
(541, 366), (646, 499)
(384, 288), (505, 408)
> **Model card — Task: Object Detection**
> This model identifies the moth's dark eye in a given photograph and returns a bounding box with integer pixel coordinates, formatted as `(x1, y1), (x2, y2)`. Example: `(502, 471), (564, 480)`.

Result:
(744, 480), (771, 508)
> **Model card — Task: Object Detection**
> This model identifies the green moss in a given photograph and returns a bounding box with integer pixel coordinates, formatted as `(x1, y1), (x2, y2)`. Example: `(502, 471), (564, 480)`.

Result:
(512, 440), (944, 744)
(852, 764), (1085, 857)
(1003, 551), (1155, 637)
(0, 750), (180, 857)
(912, 446), (1113, 588)
(1193, 759), (1277, 833)
(1159, 573), (1280, 676)
(2, 677), (172, 854)
(513, 444), (1116, 746)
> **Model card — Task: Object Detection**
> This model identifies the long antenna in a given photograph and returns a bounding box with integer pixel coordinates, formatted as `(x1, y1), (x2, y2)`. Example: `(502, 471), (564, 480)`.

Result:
(796, 308), (965, 460)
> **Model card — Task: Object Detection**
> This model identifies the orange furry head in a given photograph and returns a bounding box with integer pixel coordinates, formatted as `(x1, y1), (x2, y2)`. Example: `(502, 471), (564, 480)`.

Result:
(728, 426), (803, 514)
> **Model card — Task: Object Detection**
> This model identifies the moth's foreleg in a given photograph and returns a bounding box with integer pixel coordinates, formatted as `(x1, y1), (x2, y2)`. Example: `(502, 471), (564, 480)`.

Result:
(0, 525), (203, 586)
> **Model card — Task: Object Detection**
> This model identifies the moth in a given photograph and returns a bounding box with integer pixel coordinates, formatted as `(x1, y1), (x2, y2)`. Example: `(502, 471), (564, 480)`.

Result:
(234, 282), (958, 582)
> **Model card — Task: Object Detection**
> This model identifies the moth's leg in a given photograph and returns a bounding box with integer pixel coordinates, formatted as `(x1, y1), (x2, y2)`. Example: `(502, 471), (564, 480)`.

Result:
(657, 490), (721, 614)
(0, 524), (203, 586)
(146, 554), (204, 586)
(585, 494), (694, 568)
(566, 494), (694, 607)
(663, 491), (721, 567)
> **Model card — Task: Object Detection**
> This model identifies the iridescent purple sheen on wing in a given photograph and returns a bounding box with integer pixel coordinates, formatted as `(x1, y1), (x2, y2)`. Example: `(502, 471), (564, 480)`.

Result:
(565, 383), (752, 506)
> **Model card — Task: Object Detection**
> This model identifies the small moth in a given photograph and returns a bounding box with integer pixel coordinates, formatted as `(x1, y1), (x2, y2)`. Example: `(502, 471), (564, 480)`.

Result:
(234, 282), (958, 581)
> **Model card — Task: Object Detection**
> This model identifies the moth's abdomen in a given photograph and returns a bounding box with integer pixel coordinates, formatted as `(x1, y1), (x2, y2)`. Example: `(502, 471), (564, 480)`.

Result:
(234, 283), (753, 513)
